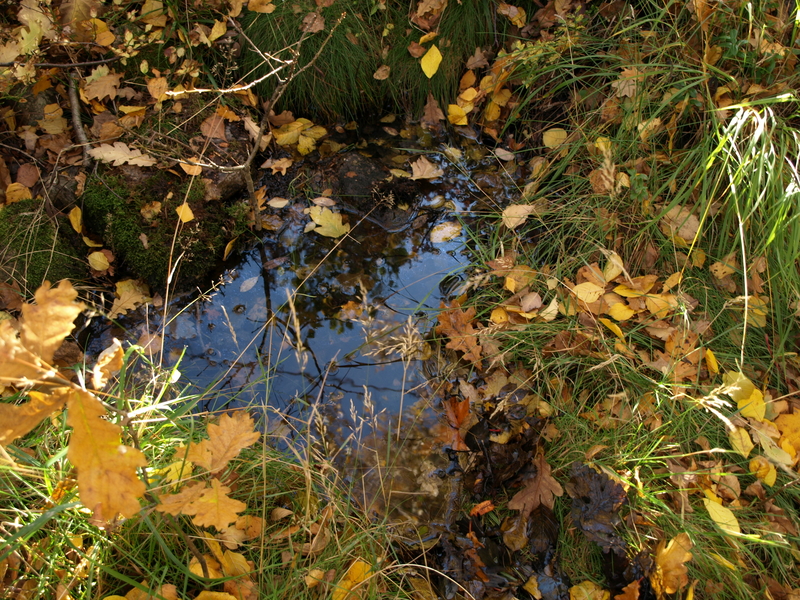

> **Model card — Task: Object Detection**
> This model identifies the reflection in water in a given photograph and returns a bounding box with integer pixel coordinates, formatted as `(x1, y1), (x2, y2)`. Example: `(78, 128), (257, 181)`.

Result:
(92, 142), (522, 521)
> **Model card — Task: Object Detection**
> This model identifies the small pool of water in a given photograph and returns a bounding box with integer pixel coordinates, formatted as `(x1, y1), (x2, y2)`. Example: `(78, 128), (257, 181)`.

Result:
(91, 134), (524, 520)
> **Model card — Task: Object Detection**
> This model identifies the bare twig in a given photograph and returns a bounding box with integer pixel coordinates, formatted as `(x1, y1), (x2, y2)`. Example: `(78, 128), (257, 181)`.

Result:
(69, 72), (91, 166)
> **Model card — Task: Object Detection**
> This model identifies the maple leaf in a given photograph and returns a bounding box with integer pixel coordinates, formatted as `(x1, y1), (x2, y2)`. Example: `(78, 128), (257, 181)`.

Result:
(435, 303), (483, 364)
(66, 388), (147, 521)
(508, 450), (564, 518)
(307, 206), (350, 238)
(88, 142), (157, 167)
(650, 532), (693, 599)
(186, 411), (260, 474)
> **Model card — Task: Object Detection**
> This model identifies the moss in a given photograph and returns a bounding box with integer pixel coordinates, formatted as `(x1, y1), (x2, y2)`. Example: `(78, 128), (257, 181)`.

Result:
(0, 200), (85, 293)
(242, 0), (503, 119)
(82, 173), (248, 291)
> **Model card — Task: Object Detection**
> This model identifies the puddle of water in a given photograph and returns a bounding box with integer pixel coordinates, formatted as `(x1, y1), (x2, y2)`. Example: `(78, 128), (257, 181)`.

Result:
(91, 136), (524, 521)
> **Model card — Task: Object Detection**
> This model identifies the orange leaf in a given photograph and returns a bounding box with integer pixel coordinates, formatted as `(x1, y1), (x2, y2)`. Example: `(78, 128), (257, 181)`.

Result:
(66, 389), (147, 521)
(186, 412), (260, 474)
(650, 533), (693, 597)
(20, 280), (86, 364)
(435, 303), (482, 365)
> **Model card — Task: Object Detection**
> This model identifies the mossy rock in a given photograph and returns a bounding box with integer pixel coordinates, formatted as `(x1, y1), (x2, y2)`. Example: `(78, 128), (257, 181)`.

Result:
(242, 0), (503, 119)
(81, 171), (249, 291)
(0, 199), (85, 293)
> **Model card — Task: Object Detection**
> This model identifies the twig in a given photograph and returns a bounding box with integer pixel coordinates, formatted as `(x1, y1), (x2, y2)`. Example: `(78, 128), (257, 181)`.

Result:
(69, 72), (91, 166)
(0, 56), (120, 68)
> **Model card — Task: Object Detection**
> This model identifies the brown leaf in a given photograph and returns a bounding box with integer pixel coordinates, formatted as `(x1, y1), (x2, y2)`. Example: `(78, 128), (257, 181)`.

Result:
(201, 114), (227, 140)
(300, 11), (325, 33)
(407, 41), (426, 58)
(435, 302), (483, 365)
(421, 93), (445, 130)
(373, 65), (390, 80)
(16, 163), (39, 187)
(92, 338), (123, 390)
(508, 450), (564, 517)
(466, 47), (489, 69)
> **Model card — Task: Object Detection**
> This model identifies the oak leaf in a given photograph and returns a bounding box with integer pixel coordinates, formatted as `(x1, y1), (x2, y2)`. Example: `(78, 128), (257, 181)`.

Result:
(0, 388), (69, 445)
(108, 279), (151, 319)
(410, 156), (443, 180)
(84, 69), (122, 101)
(201, 114), (227, 140)
(186, 411), (260, 474)
(88, 142), (157, 167)
(508, 450), (564, 517)
(187, 478), (247, 530)
(20, 280), (86, 364)
(66, 389), (146, 521)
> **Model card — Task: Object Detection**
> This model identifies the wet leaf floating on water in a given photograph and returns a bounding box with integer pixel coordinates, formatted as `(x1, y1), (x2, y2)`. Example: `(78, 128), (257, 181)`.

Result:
(410, 155), (443, 179)
(421, 44), (442, 78)
(650, 533), (693, 598)
(239, 276), (259, 293)
(88, 141), (157, 166)
(429, 221), (461, 243)
(306, 206), (350, 238)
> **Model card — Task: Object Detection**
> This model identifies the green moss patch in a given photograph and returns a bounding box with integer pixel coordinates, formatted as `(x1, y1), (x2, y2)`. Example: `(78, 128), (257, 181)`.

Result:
(81, 172), (249, 291)
(0, 200), (85, 293)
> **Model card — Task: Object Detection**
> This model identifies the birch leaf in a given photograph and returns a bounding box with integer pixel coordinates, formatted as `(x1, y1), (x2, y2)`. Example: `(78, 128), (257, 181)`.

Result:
(421, 44), (442, 78)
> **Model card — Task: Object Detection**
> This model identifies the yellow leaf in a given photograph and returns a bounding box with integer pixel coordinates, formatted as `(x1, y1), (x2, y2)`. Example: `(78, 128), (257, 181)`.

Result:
(66, 389), (147, 521)
(332, 558), (372, 600)
(158, 477), (246, 530)
(728, 426), (754, 458)
(606, 301), (635, 321)
(194, 592), (237, 600)
(749, 455), (777, 487)
(223, 238), (237, 261)
(209, 19), (227, 42)
(429, 221), (461, 243)
(175, 202), (194, 223)
(542, 128), (567, 149)
(274, 119), (308, 146)
(572, 282), (604, 303)
(448, 104), (468, 125)
(421, 44), (442, 78)
(88, 251), (110, 271)
(691, 248), (706, 267)
(598, 318), (624, 340)
(83, 236), (103, 247)
(723, 372), (765, 421)
(307, 206), (350, 238)
(540, 297), (558, 322)
(20, 280), (85, 364)
(705, 348), (719, 374)
(108, 279), (151, 319)
(775, 412), (800, 452)
(502, 204), (542, 230)
(0, 388), (69, 445)
(651, 533), (693, 597)
(69, 207), (82, 233)
(602, 250), (623, 282)
(185, 412), (260, 474)
(91, 338), (123, 390)
(644, 293), (678, 318)
(179, 159), (202, 176)
(703, 498), (741, 535)
(491, 307), (509, 324)
(569, 580), (609, 600)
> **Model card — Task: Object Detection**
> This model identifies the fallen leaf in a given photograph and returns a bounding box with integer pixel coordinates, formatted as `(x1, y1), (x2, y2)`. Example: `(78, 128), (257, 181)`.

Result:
(508, 451), (564, 517)
(88, 251), (110, 271)
(728, 426), (754, 458)
(651, 533), (693, 598)
(542, 128), (567, 149)
(175, 202), (194, 223)
(239, 276), (259, 293)
(569, 580), (609, 600)
(88, 142), (157, 167)
(421, 44), (442, 78)
(429, 221), (461, 243)
(502, 204), (542, 229)
(201, 114), (227, 140)
(703, 498), (741, 535)
(108, 279), (151, 319)
(332, 558), (372, 600)
(307, 206), (350, 238)
(373, 65), (390, 80)
(410, 156), (443, 180)
(435, 302), (482, 364)
(300, 11), (325, 33)
(186, 412), (260, 474)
